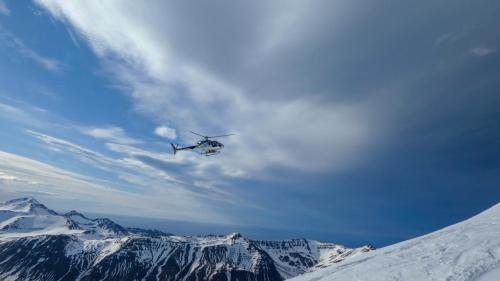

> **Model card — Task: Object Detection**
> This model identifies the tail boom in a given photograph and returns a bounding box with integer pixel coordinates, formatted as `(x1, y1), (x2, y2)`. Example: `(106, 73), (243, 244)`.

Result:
(171, 144), (197, 155)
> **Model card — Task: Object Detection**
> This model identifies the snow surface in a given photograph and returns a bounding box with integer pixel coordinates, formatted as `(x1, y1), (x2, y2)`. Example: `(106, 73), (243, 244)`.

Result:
(290, 203), (500, 281)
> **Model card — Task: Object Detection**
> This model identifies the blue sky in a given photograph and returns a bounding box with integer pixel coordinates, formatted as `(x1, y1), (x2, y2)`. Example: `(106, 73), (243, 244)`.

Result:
(0, 0), (499, 247)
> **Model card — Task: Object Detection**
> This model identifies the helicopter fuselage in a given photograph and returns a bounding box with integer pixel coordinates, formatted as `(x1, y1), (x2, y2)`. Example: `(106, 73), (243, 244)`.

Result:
(196, 139), (224, 155)
(172, 139), (225, 156)
(171, 131), (233, 156)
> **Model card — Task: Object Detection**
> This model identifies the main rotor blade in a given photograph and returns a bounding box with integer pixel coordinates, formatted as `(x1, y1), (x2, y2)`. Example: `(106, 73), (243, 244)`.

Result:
(209, 134), (235, 138)
(190, 131), (207, 138)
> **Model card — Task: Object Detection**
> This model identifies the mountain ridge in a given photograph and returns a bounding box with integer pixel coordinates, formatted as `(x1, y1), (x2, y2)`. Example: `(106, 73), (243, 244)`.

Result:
(0, 197), (372, 281)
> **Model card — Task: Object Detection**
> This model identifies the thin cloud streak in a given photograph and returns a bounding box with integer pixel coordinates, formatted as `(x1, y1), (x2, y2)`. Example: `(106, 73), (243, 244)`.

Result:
(0, 25), (61, 72)
(0, 0), (9, 15)
(82, 126), (142, 145)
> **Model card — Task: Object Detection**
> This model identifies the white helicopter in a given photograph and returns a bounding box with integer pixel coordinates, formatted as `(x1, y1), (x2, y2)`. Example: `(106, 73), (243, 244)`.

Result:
(171, 131), (234, 156)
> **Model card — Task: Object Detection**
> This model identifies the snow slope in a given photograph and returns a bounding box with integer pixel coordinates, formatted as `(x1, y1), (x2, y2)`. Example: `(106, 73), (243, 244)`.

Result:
(0, 197), (81, 237)
(290, 203), (500, 281)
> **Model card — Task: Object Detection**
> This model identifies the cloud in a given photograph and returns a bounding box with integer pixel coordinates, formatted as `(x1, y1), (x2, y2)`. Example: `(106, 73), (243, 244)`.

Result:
(34, 0), (375, 177)
(434, 32), (460, 46)
(26, 129), (242, 207)
(28, 129), (117, 167)
(82, 126), (142, 144)
(6, 0), (497, 238)
(0, 99), (53, 128)
(27, 129), (180, 184)
(0, 0), (9, 15)
(0, 150), (231, 222)
(0, 101), (27, 117)
(0, 171), (38, 185)
(470, 47), (495, 56)
(0, 25), (61, 72)
(154, 125), (177, 139)
(105, 142), (173, 163)
(33, 0), (500, 189)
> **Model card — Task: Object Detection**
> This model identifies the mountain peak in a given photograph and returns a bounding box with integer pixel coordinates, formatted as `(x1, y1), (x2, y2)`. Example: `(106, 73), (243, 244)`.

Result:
(228, 232), (243, 239)
(65, 210), (87, 219)
(1, 197), (56, 215)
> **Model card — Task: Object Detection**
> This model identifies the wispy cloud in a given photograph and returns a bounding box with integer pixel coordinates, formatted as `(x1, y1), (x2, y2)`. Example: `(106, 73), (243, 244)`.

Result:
(470, 47), (496, 56)
(434, 32), (460, 47)
(0, 100), (50, 128)
(82, 126), (142, 145)
(65, 26), (80, 48)
(0, 97), (238, 209)
(28, 129), (117, 167)
(0, 25), (61, 72)
(0, 94), (255, 217)
(0, 101), (27, 117)
(0, 171), (38, 185)
(26, 129), (241, 208)
(0, 147), (233, 223)
(27, 129), (177, 184)
(0, 0), (10, 16)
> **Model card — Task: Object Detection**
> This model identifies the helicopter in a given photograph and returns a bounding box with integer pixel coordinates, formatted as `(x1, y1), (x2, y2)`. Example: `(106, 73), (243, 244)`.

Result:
(171, 131), (234, 156)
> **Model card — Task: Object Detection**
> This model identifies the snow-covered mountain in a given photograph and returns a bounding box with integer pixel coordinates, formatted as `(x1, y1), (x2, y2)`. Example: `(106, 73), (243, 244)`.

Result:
(289, 203), (500, 281)
(0, 197), (372, 281)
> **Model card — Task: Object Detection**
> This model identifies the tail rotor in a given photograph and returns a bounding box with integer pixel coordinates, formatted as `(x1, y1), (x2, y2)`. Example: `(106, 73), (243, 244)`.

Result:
(170, 143), (178, 155)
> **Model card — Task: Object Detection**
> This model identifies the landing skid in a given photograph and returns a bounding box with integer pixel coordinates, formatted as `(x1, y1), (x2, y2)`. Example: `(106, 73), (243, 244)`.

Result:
(199, 151), (221, 156)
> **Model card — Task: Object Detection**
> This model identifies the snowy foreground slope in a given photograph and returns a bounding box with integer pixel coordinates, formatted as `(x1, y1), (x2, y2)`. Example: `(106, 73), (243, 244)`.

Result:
(290, 203), (500, 281)
(0, 197), (371, 281)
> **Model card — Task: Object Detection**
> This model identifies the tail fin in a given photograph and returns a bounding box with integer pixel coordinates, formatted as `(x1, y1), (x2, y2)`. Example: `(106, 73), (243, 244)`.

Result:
(170, 143), (178, 155)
